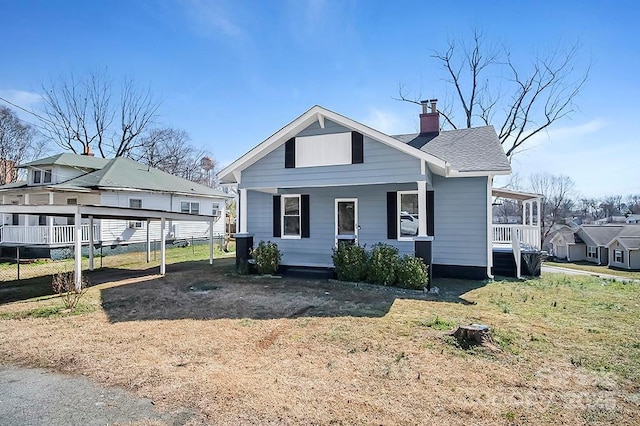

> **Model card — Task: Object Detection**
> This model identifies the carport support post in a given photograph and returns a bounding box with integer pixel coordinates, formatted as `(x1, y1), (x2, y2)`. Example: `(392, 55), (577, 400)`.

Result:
(146, 219), (151, 263)
(74, 211), (82, 291)
(160, 216), (166, 275)
(88, 215), (94, 271)
(209, 218), (214, 265)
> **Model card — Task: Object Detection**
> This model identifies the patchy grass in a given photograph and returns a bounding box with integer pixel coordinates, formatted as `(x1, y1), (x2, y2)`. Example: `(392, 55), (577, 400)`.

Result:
(546, 260), (640, 280)
(0, 263), (638, 424)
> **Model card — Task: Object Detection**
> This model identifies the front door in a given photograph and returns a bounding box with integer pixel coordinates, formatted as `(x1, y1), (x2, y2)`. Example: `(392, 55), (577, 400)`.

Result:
(335, 198), (358, 245)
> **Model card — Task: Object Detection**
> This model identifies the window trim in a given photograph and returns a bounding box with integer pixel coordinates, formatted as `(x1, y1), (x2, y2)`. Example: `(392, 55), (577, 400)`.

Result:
(587, 246), (597, 258)
(43, 170), (52, 183)
(33, 170), (42, 184)
(128, 198), (143, 209)
(397, 190), (420, 241)
(281, 194), (301, 239)
(614, 249), (623, 263)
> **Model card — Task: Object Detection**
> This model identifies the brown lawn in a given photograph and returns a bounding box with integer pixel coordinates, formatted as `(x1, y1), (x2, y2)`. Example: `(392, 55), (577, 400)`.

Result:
(0, 258), (639, 425)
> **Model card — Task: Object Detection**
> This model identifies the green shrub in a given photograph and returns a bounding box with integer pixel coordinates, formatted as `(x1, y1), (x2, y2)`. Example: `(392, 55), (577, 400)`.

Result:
(396, 255), (429, 289)
(251, 241), (282, 275)
(367, 243), (399, 285)
(332, 242), (368, 282)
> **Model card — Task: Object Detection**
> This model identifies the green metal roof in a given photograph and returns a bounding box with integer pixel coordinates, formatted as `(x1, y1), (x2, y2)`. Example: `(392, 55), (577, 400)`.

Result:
(62, 157), (229, 197)
(19, 153), (110, 170)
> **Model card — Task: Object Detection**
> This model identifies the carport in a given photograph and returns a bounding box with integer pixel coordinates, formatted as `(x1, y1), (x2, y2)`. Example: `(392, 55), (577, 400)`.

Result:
(0, 204), (218, 289)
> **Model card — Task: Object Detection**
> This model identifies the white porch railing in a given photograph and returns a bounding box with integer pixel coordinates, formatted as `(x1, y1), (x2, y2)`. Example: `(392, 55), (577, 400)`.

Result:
(0, 225), (100, 245)
(492, 224), (540, 250)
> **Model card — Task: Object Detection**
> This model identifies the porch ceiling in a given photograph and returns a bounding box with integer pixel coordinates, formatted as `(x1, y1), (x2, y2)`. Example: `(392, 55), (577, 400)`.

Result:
(492, 188), (542, 201)
(0, 204), (217, 222)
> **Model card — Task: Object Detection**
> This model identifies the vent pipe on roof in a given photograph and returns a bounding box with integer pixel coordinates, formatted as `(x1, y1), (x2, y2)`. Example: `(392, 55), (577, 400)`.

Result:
(419, 99), (440, 135)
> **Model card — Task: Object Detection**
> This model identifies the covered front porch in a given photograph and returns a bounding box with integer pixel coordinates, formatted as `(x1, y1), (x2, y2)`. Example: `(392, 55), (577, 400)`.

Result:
(491, 188), (543, 277)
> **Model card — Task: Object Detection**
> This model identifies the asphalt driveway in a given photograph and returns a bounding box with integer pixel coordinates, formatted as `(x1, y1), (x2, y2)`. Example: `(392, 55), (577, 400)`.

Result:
(0, 365), (193, 426)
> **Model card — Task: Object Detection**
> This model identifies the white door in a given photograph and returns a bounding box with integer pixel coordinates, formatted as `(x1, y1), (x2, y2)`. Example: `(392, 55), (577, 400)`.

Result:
(335, 198), (358, 245)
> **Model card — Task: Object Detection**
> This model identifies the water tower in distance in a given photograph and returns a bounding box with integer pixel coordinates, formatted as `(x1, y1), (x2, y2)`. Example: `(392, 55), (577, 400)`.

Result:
(200, 156), (215, 187)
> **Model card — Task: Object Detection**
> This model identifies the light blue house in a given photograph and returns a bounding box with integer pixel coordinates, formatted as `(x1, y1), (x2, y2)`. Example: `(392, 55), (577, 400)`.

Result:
(218, 101), (518, 279)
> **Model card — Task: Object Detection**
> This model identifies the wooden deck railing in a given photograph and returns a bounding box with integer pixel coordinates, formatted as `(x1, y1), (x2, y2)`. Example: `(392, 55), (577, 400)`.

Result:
(492, 224), (540, 250)
(0, 225), (100, 245)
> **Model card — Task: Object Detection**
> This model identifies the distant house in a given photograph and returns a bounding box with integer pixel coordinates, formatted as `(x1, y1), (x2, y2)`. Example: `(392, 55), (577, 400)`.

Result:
(0, 153), (229, 258)
(595, 216), (627, 225)
(547, 224), (577, 257)
(606, 226), (640, 270)
(626, 214), (640, 224)
(218, 102), (542, 279)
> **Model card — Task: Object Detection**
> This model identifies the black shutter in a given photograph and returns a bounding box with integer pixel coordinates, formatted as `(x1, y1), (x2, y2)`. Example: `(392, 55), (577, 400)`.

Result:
(301, 194), (310, 238)
(285, 138), (295, 168)
(273, 195), (281, 237)
(386, 192), (397, 239)
(351, 131), (364, 164)
(427, 190), (435, 236)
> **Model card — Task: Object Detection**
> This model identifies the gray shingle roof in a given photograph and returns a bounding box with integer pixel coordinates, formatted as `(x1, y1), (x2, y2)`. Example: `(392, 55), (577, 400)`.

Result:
(579, 225), (626, 246)
(393, 126), (511, 173)
(612, 225), (640, 250)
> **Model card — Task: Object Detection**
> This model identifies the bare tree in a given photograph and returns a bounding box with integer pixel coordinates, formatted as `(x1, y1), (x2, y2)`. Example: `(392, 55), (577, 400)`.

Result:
(39, 70), (160, 158)
(135, 127), (217, 186)
(399, 28), (588, 158)
(528, 173), (575, 243)
(0, 106), (45, 184)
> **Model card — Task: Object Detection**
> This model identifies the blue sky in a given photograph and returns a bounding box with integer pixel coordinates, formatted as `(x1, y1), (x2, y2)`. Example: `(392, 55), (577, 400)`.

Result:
(1, 0), (639, 198)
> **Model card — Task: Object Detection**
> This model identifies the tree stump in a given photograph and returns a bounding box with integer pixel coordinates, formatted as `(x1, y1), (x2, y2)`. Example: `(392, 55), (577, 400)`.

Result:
(452, 324), (500, 351)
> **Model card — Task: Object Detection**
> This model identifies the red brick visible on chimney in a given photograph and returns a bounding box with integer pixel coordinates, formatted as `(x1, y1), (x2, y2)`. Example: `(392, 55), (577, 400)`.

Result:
(419, 99), (439, 134)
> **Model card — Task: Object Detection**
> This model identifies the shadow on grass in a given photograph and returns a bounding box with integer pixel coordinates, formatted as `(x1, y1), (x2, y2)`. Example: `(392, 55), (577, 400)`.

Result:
(99, 258), (491, 323)
(0, 275), (56, 304)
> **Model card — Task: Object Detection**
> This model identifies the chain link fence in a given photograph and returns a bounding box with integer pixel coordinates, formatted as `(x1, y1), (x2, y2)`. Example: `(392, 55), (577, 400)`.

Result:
(0, 236), (233, 283)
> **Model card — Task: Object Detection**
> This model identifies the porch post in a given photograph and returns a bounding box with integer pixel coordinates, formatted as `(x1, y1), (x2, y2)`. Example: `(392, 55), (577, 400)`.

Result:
(160, 216), (166, 275)
(414, 180), (433, 288)
(209, 218), (214, 265)
(522, 201), (527, 225)
(48, 192), (54, 244)
(24, 193), (29, 228)
(1, 195), (5, 226)
(239, 188), (247, 233)
(74, 211), (82, 291)
(88, 215), (94, 271)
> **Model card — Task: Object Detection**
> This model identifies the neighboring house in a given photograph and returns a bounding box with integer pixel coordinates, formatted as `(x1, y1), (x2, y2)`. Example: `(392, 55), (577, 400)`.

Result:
(626, 214), (640, 224)
(546, 224), (577, 257)
(0, 153), (229, 258)
(574, 225), (625, 265)
(595, 216), (627, 225)
(606, 225), (640, 270)
(218, 101), (521, 279)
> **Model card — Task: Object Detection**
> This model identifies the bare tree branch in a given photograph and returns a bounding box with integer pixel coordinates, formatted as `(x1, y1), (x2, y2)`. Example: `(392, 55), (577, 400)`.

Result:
(39, 70), (159, 158)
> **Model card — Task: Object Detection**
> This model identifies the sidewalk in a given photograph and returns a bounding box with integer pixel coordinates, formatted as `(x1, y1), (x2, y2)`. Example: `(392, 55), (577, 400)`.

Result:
(542, 265), (640, 283)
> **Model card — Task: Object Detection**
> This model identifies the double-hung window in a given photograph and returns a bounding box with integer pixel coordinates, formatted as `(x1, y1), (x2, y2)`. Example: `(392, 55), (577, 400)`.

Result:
(587, 246), (597, 259)
(614, 250), (623, 263)
(282, 195), (301, 238)
(398, 191), (419, 239)
(181, 201), (200, 214)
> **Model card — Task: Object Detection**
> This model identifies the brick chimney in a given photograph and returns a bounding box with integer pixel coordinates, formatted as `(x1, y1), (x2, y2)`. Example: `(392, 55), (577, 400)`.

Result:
(419, 99), (439, 135)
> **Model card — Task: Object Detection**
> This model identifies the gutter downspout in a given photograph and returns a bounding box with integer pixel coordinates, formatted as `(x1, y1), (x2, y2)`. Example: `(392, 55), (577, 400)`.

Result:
(486, 174), (494, 279)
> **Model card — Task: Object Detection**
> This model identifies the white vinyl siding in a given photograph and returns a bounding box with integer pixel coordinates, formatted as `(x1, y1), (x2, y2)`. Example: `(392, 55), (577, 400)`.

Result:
(295, 133), (351, 167)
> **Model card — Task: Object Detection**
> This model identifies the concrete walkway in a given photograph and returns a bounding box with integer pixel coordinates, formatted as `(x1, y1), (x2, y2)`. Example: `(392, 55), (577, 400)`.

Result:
(0, 365), (193, 426)
(542, 265), (640, 283)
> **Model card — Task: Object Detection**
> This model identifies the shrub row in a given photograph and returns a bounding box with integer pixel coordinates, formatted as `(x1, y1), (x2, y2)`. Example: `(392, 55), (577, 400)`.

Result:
(332, 242), (428, 289)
